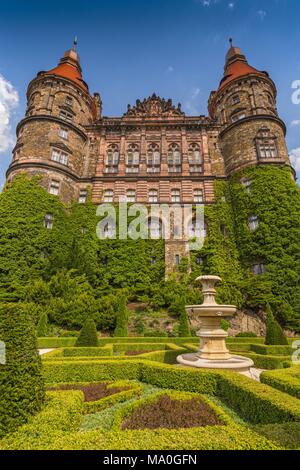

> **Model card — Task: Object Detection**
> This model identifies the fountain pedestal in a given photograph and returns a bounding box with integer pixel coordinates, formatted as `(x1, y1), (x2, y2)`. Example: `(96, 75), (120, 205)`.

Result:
(177, 276), (254, 372)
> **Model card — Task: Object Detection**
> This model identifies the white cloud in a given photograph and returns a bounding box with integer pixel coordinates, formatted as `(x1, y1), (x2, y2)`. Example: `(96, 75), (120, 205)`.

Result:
(184, 87), (201, 115)
(196, 0), (219, 6)
(0, 75), (19, 153)
(228, 2), (234, 9)
(289, 148), (300, 172)
(257, 9), (267, 21)
(291, 120), (300, 127)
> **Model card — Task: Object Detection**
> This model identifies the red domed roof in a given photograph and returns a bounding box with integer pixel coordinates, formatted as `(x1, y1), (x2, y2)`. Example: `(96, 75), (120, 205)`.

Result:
(218, 44), (267, 91)
(42, 48), (89, 92)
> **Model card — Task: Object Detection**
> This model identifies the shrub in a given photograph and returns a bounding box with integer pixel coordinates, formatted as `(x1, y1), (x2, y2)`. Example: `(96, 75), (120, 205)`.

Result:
(235, 331), (257, 338)
(250, 344), (292, 356)
(178, 309), (191, 337)
(0, 303), (45, 437)
(75, 319), (98, 347)
(36, 311), (49, 337)
(114, 295), (128, 337)
(265, 304), (288, 345)
(261, 367), (300, 399)
(220, 319), (229, 332)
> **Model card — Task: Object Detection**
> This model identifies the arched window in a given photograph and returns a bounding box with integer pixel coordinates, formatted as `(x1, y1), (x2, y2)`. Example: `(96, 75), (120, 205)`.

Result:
(147, 143), (160, 173)
(148, 218), (164, 239)
(188, 143), (202, 173)
(255, 128), (278, 159)
(168, 143), (181, 172)
(126, 143), (139, 173)
(149, 189), (158, 203)
(106, 144), (119, 173)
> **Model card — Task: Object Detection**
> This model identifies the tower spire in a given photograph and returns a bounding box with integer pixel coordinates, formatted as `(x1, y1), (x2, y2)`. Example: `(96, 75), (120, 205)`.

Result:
(72, 36), (78, 52)
(229, 37), (233, 48)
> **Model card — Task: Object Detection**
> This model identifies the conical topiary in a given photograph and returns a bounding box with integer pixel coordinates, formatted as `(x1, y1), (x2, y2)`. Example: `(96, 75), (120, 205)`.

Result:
(36, 311), (48, 337)
(114, 295), (128, 337)
(265, 304), (288, 345)
(178, 308), (191, 337)
(75, 318), (98, 346)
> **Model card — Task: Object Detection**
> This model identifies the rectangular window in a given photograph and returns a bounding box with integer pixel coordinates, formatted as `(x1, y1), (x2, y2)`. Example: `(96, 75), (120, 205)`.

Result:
(175, 254), (180, 266)
(147, 166), (160, 173)
(51, 149), (68, 166)
(194, 189), (203, 203)
(248, 215), (259, 231)
(149, 190), (158, 203)
(171, 189), (180, 203)
(59, 128), (68, 140)
(103, 190), (114, 203)
(44, 213), (53, 229)
(59, 110), (73, 122)
(78, 190), (87, 204)
(126, 190), (136, 203)
(49, 180), (60, 196)
(252, 264), (266, 275)
(259, 144), (277, 159)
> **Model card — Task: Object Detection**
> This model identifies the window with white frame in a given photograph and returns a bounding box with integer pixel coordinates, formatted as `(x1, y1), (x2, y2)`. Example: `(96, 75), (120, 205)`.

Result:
(231, 111), (246, 123)
(126, 143), (139, 173)
(44, 213), (53, 229)
(188, 143), (202, 173)
(147, 143), (160, 172)
(255, 129), (278, 159)
(59, 110), (73, 122)
(171, 189), (180, 203)
(252, 263), (266, 275)
(126, 189), (136, 203)
(148, 218), (163, 239)
(78, 189), (87, 203)
(248, 215), (259, 231)
(59, 127), (68, 140)
(49, 180), (60, 196)
(106, 144), (119, 173)
(103, 189), (114, 203)
(194, 189), (203, 203)
(149, 189), (158, 203)
(168, 143), (181, 172)
(51, 149), (69, 166)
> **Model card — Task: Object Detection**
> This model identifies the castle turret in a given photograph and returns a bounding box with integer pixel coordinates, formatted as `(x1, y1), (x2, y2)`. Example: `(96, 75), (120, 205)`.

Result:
(208, 40), (291, 176)
(7, 41), (101, 203)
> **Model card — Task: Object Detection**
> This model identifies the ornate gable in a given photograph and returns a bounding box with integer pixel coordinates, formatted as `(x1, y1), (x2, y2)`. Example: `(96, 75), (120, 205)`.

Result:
(123, 93), (185, 118)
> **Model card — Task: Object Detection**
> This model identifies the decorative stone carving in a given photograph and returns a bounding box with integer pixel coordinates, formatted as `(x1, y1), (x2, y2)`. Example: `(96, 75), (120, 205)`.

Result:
(123, 93), (185, 117)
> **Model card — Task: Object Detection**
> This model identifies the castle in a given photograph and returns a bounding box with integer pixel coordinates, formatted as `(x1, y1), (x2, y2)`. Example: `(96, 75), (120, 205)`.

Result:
(6, 40), (293, 272)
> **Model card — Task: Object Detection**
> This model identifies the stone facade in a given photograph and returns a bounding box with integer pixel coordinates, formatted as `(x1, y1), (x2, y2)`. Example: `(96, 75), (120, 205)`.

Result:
(5, 42), (294, 271)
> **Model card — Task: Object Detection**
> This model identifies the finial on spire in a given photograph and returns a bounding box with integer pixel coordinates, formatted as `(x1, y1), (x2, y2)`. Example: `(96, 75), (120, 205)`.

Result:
(72, 36), (78, 52)
(229, 37), (233, 48)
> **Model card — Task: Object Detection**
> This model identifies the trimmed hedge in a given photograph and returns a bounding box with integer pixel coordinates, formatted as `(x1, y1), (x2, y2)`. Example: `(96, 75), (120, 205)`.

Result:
(0, 389), (278, 450)
(76, 319), (98, 347)
(261, 367), (300, 399)
(250, 344), (293, 356)
(230, 350), (291, 370)
(37, 337), (77, 348)
(0, 303), (45, 437)
(63, 345), (113, 357)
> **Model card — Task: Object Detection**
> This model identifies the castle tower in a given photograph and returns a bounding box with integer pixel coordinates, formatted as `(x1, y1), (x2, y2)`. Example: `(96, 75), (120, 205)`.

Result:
(208, 40), (291, 176)
(7, 41), (101, 203)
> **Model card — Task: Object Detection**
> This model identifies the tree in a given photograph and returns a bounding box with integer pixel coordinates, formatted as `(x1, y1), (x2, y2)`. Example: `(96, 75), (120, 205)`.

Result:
(0, 303), (45, 437)
(75, 318), (98, 346)
(265, 304), (288, 345)
(178, 308), (191, 337)
(36, 311), (48, 337)
(114, 295), (128, 337)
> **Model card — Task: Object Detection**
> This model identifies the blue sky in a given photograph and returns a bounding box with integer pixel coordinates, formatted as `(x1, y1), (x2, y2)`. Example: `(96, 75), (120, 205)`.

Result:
(1, 0), (300, 182)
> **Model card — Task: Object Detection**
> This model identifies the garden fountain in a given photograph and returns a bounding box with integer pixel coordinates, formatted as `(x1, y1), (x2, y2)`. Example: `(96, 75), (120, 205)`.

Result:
(177, 275), (254, 372)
